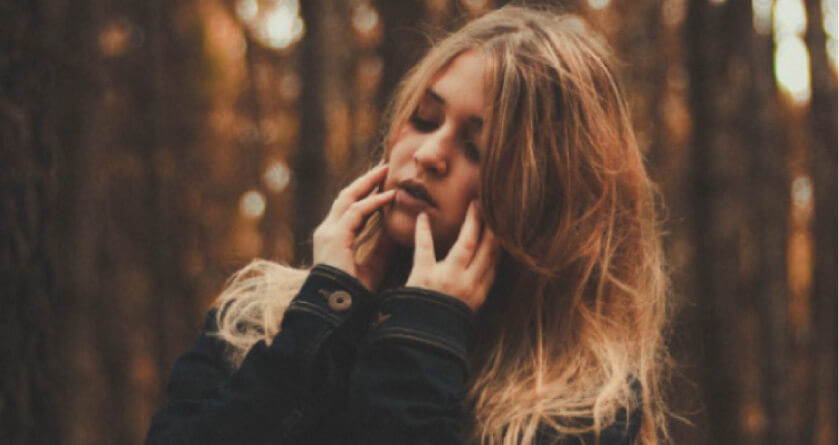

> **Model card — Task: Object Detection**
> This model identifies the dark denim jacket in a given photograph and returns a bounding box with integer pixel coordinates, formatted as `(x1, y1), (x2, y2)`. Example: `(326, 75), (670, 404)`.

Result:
(144, 264), (642, 444)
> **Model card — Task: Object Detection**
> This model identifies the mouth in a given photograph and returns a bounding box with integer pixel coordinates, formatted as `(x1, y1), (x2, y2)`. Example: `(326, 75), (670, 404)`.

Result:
(394, 188), (435, 212)
(396, 180), (437, 209)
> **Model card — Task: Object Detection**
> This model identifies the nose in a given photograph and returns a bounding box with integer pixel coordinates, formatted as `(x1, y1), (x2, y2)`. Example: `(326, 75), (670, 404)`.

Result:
(413, 133), (449, 177)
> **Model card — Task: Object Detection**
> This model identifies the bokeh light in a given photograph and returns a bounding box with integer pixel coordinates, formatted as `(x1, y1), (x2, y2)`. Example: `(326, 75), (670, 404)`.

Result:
(752, 0), (772, 36)
(587, 0), (610, 10)
(791, 174), (814, 227)
(773, 0), (812, 105)
(773, 0), (807, 37)
(236, 0), (305, 50)
(791, 175), (813, 210)
(263, 161), (291, 193)
(239, 190), (267, 218)
(662, 0), (687, 28)
(823, 0), (838, 72)
(352, 2), (379, 34)
(236, 0), (259, 23)
(99, 22), (128, 57)
(774, 38), (812, 104)
(460, 0), (490, 16)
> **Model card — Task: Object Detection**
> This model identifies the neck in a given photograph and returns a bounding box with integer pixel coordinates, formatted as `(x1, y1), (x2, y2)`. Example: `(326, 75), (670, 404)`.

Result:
(379, 245), (413, 291)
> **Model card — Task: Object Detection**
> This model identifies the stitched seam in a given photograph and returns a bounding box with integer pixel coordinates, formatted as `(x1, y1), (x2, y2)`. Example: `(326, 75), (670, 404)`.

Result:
(310, 268), (344, 282)
(374, 326), (466, 355)
(287, 301), (342, 327)
(310, 269), (358, 292)
(310, 266), (370, 296)
(370, 331), (468, 369)
(288, 300), (339, 323)
(380, 286), (471, 312)
(381, 292), (471, 320)
(369, 327), (467, 365)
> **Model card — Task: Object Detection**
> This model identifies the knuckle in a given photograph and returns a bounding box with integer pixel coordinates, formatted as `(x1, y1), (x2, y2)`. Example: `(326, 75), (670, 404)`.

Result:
(347, 204), (364, 217)
(453, 255), (468, 268)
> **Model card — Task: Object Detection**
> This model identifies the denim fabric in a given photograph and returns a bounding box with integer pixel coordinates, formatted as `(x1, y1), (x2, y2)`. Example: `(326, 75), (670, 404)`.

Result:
(144, 264), (641, 445)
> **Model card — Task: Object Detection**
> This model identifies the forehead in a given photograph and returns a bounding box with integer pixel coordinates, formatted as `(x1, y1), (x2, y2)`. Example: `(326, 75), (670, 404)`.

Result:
(425, 50), (488, 114)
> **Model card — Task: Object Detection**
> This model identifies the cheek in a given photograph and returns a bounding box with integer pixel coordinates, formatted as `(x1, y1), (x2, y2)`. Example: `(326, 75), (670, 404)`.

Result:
(444, 173), (480, 211)
(437, 177), (480, 238)
(384, 140), (416, 183)
(382, 151), (401, 190)
(387, 126), (415, 162)
(388, 143), (411, 166)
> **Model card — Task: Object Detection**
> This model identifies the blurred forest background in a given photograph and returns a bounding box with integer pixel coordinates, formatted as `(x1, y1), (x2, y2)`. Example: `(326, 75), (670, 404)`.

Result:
(1, 0), (836, 444)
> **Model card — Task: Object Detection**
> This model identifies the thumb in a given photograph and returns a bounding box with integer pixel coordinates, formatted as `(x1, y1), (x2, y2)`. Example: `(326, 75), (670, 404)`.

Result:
(413, 212), (436, 270)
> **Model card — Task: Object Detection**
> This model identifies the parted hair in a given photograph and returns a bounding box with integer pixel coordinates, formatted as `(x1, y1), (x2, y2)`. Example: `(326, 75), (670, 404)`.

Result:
(211, 4), (675, 444)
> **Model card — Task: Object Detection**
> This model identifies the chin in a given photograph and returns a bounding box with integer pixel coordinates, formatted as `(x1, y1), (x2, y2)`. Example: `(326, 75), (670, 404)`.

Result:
(382, 205), (456, 256)
(382, 207), (417, 247)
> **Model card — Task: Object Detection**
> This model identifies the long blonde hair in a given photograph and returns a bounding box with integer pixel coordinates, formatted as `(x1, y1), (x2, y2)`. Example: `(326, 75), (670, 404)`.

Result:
(212, 4), (675, 444)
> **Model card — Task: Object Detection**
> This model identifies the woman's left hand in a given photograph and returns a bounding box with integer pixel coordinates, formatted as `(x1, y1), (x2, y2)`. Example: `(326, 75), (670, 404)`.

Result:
(405, 200), (501, 312)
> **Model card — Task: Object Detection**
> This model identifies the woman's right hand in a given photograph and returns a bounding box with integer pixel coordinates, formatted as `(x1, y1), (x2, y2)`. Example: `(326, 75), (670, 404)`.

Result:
(312, 163), (396, 293)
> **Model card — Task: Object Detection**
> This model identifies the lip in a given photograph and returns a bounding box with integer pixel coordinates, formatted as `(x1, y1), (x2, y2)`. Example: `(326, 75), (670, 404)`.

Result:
(396, 179), (437, 208)
(394, 188), (434, 211)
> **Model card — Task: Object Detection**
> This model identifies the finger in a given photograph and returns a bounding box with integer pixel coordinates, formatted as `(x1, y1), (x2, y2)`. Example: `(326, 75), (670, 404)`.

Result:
(445, 200), (481, 268)
(413, 212), (436, 271)
(359, 229), (396, 267)
(337, 189), (396, 234)
(330, 164), (389, 217)
(467, 223), (499, 281)
(481, 238), (502, 284)
(361, 161), (387, 198)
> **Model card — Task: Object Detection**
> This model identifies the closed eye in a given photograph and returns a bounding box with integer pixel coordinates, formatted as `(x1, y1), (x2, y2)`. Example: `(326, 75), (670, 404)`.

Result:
(409, 113), (437, 132)
(410, 113), (481, 163)
(464, 143), (480, 162)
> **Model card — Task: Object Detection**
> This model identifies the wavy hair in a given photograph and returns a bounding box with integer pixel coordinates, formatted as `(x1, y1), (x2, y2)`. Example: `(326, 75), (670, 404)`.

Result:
(212, 4), (675, 444)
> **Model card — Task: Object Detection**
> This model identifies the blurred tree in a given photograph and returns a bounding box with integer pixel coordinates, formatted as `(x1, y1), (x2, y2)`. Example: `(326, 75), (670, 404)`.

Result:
(805, 1), (837, 444)
(0, 1), (835, 444)
(0, 1), (66, 443)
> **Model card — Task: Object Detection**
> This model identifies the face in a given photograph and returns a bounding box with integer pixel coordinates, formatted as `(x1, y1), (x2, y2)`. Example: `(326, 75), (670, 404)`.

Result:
(382, 50), (487, 256)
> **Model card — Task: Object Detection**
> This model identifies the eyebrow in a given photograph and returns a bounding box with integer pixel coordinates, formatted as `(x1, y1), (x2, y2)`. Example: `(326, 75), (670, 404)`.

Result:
(425, 88), (484, 130)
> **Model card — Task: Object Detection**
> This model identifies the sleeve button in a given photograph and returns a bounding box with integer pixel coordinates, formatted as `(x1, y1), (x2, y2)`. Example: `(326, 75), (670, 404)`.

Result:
(327, 290), (353, 311)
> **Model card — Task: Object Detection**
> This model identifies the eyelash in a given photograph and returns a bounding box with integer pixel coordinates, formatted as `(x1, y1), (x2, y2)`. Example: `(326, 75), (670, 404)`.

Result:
(409, 113), (481, 162)
(409, 114), (436, 132)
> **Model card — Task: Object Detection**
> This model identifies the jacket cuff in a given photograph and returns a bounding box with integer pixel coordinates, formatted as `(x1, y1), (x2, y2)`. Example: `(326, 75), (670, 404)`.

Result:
(285, 263), (377, 342)
(365, 287), (474, 370)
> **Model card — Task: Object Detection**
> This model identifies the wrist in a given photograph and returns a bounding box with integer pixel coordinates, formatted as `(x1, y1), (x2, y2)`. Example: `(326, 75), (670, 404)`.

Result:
(365, 286), (474, 370)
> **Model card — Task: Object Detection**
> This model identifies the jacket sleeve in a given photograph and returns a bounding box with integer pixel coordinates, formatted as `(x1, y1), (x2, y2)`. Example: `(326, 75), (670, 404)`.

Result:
(348, 287), (642, 445)
(145, 263), (378, 445)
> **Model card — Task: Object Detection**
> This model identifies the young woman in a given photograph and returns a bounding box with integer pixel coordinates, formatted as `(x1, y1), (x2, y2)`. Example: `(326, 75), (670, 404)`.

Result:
(145, 4), (673, 445)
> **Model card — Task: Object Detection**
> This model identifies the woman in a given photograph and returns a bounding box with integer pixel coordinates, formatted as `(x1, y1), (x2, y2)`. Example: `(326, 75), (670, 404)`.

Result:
(145, 4), (673, 445)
